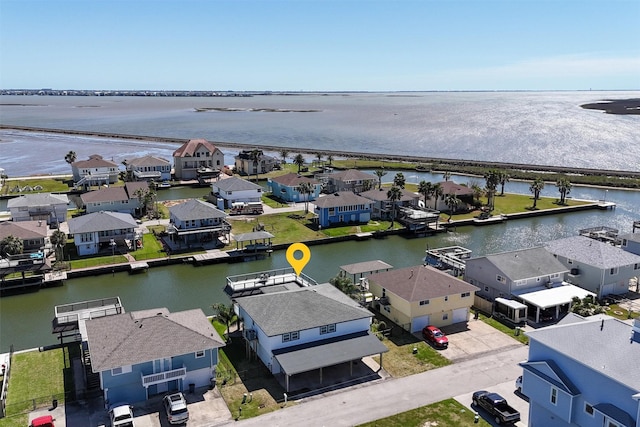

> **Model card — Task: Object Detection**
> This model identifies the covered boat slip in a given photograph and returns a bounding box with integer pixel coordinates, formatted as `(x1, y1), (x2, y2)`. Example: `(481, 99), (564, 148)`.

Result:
(232, 230), (274, 252)
(272, 331), (389, 393)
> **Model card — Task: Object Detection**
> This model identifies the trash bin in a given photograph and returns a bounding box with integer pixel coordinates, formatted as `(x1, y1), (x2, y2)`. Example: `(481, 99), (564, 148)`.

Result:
(189, 383), (195, 394)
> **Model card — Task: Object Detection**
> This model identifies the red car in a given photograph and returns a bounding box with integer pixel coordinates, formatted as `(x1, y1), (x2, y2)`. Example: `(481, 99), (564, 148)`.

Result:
(30, 415), (55, 427)
(422, 325), (449, 348)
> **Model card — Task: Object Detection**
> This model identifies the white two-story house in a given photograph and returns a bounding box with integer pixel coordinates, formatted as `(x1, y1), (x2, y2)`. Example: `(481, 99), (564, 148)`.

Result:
(71, 154), (119, 185)
(167, 199), (230, 247)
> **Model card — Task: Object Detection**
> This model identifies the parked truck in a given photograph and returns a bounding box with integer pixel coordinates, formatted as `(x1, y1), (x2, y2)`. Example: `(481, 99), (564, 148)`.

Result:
(472, 390), (521, 425)
(230, 202), (264, 215)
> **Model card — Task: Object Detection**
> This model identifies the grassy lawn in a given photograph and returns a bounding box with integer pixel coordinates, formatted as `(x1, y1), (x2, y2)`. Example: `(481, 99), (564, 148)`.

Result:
(228, 211), (321, 245)
(604, 303), (639, 320)
(479, 313), (529, 345)
(356, 398), (491, 427)
(1, 178), (70, 195)
(131, 233), (165, 261)
(69, 253), (129, 269)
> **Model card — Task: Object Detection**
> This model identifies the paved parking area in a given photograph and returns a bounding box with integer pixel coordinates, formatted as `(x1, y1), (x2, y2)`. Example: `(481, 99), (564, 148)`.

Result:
(455, 379), (529, 426)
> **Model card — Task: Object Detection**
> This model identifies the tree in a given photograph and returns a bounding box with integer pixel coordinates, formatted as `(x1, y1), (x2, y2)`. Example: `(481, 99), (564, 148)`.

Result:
(570, 295), (605, 317)
(326, 154), (334, 166)
(279, 149), (289, 164)
(50, 230), (67, 263)
(293, 154), (305, 173)
(134, 187), (155, 217)
(249, 149), (263, 182)
(498, 170), (510, 196)
(529, 177), (545, 209)
(387, 185), (402, 227)
(470, 182), (483, 206)
(431, 183), (443, 210)
(374, 169), (387, 190)
(556, 177), (572, 205)
(329, 274), (359, 299)
(298, 181), (314, 214)
(443, 171), (451, 181)
(0, 235), (23, 257)
(444, 194), (460, 220)
(64, 151), (77, 165)
(418, 180), (433, 207)
(315, 152), (324, 167)
(393, 172), (405, 189)
(484, 169), (500, 210)
(211, 303), (235, 340)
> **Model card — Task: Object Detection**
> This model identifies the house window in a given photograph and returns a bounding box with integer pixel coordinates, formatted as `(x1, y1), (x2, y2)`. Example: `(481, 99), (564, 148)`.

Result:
(610, 267), (618, 275)
(444, 296), (449, 302)
(635, 263), (639, 270)
(461, 292), (470, 298)
(282, 331), (300, 343)
(606, 420), (623, 427)
(195, 350), (205, 358)
(622, 239), (628, 247)
(484, 286), (489, 292)
(419, 300), (429, 305)
(496, 275), (505, 283)
(442, 314), (448, 320)
(550, 387), (557, 405)
(320, 324), (336, 335)
(584, 403), (594, 416)
(567, 258), (573, 264)
(111, 365), (131, 376)
(383, 305), (391, 313)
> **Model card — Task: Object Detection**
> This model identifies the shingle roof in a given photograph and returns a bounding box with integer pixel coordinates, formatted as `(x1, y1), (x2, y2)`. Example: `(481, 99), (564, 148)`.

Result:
(526, 316), (640, 390)
(439, 181), (474, 196)
(236, 284), (372, 336)
(330, 169), (377, 182)
(312, 191), (372, 208)
(7, 193), (69, 208)
(169, 199), (226, 221)
(81, 187), (128, 203)
(85, 308), (225, 372)
(367, 265), (479, 302)
(545, 235), (640, 269)
(214, 176), (263, 192)
(72, 154), (117, 168)
(68, 211), (138, 234)
(483, 247), (569, 280)
(270, 173), (319, 186)
(173, 139), (219, 157)
(126, 155), (170, 167)
(360, 188), (417, 202)
(0, 221), (48, 240)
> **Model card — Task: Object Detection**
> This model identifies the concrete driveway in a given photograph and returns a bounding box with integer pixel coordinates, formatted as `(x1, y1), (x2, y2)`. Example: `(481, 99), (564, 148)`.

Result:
(455, 379), (530, 426)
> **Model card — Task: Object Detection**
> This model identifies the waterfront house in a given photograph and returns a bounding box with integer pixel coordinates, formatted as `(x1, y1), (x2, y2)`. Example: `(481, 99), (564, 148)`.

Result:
(84, 307), (225, 404)
(360, 187), (419, 220)
(545, 235), (640, 298)
(124, 155), (172, 182)
(172, 139), (224, 180)
(0, 220), (48, 253)
(234, 150), (280, 176)
(67, 211), (138, 256)
(71, 154), (119, 185)
(322, 169), (377, 193)
(267, 173), (322, 203)
(312, 191), (373, 228)
(7, 193), (69, 226)
(366, 265), (479, 332)
(431, 181), (475, 212)
(620, 232), (640, 256)
(211, 176), (263, 209)
(80, 182), (149, 215)
(521, 315), (640, 427)
(235, 282), (388, 392)
(167, 199), (230, 247)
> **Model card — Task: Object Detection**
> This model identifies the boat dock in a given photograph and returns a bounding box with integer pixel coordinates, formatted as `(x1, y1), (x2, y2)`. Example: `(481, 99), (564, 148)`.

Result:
(424, 246), (472, 275)
(129, 262), (149, 273)
(52, 296), (124, 343)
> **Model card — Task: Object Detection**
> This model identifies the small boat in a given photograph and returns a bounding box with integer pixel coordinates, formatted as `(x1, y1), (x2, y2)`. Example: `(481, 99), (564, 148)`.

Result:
(158, 181), (171, 189)
(415, 165), (428, 172)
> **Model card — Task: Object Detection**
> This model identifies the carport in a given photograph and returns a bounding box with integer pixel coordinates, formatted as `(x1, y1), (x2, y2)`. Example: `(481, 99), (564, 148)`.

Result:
(512, 284), (595, 323)
(273, 331), (389, 392)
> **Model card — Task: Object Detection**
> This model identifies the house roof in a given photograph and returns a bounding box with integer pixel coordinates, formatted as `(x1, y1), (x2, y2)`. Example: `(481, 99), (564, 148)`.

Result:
(545, 235), (640, 269)
(213, 176), (263, 192)
(270, 173), (319, 186)
(0, 220), (48, 240)
(512, 284), (595, 309)
(235, 283), (372, 336)
(438, 181), (474, 196)
(72, 154), (117, 168)
(126, 155), (170, 167)
(329, 169), (376, 182)
(81, 186), (128, 203)
(169, 199), (226, 221)
(367, 265), (479, 302)
(85, 308), (225, 372)
(360, 188), (417, 202)
(68, 211), (138, 234)
(340, 260), (393, 276)
(173, 138), (220, 157)
(312, 191), (372, 208)
(479, 247), (569, 281)
(525, 315), (640, 391)
(7, 193), (69, 208)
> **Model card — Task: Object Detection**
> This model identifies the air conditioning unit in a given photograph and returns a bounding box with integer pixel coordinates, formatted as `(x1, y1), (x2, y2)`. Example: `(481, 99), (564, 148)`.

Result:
(379, 296), (390, 305)
(570, 268), (580, 275)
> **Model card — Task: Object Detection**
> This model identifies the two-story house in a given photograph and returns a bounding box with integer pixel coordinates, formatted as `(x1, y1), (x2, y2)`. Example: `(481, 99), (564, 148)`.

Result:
(85, 307), (225, 404)
(0, 220), (48, 253)
(267, 173), (322, 203)
(125, 155), (172, 182)
(172, 139), (224, 180)
(234, 150), (279, 176)
(431, 181), (476, 212)
(167, 199), (230, 246)
(7, 193), (69, 226)
(80, 182), (149, 215)
(235, 282), (388, 392)
(360, 187), (419, 220)
(620, 232), (640, 257)
(211, 176), (263, 209)
(545, 235), (640, 298)
(367, 265), (479, 332)
(323, 169), (377, 193)
(521, 315), (640, 427)
(312, 191), (372, 228)
(71, 154), (119, 185)
(67, 211), (139, 256)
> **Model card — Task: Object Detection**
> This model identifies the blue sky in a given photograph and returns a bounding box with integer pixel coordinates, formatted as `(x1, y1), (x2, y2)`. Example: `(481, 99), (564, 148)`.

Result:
(1, 0), (638, 91)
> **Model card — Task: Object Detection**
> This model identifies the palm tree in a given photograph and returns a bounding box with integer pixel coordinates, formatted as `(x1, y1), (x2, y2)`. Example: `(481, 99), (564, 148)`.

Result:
(431, 183), (443, 210)
(329, 274), (359, 299)
(418, 180), (433, 207)
(529, 177), (545, 209)
(293, 154), (305, 173)
(556, 177), (572, 205)
(393, 172), (405, 189)
(211, 303), (235, 340)
(64, 151), (77, 165)
(444, 194), (460, 220)
(498, 170), (510, 196)
(279, 149), (289, 164)
(471, 183), (483, 206)
(298, 181), (314, 214)
(387, 185), (402, 227)
(374, 169), (387, 190)
(326, 154), (334, 166)
(249, 149), (263, 182)
(50, 230), (67, 263)
(443, 171), (451, 181)
(484, 169), (500, 210)
(315, 152), (324, 168)
(0, 235), (23, 257)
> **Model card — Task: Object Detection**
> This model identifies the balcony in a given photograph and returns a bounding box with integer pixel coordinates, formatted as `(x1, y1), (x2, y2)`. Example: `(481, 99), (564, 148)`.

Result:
(141, 365), (187, 387)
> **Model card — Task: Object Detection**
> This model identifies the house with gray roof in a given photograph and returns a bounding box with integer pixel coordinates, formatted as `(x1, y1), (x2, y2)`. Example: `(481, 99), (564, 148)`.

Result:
(620, 232), (640, 257)
(85, 307), (225, 404)
(7, 193), (69, 226)
(360, 187), (419, 220)
(124, 155), (171, 182)
(235, 283), (388, 392)
(211, 176), (263, 208)
(67, 211), (138, 256)
(545, 235), (640, 298)
(80, 182), (149, 215)
(71, 154), (119, 185)
(0, 220), (49, 253)
(312, 191), (372, 228)
(167, 199), (230, 247)
(521, 315), (640, 427)
(323, 169), (377, 193)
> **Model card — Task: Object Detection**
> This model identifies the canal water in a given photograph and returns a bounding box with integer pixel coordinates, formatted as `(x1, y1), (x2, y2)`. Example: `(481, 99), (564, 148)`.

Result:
(1, 174), (638, 352)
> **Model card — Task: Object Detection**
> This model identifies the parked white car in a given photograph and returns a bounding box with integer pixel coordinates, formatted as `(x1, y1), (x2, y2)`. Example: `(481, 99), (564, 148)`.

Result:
(109, 403), (135, 427)
(163, 392), (189, 425)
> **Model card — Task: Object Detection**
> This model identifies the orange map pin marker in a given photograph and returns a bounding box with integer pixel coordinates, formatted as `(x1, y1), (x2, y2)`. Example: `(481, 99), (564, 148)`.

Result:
(286, 243), (311, 275)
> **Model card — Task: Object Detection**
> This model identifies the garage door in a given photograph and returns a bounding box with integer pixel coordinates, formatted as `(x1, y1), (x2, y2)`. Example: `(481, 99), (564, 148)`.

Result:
(411, 314), (430, 333)
(452, 308), (469, 324)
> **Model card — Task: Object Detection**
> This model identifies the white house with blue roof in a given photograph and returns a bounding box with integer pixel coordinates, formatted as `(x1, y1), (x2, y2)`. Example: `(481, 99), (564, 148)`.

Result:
(521, 315), (640, 427)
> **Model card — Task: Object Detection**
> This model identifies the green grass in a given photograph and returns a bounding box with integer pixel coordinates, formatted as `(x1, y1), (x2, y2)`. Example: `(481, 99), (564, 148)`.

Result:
(604, 304), (639, 320)
(1, 178), (70, 195)
(228, 211), (321, 245)
(479, 313), (529, 345)
(356, 398), (491, 427)
(69, 253), (129, 269)
(131, 233), (165, 260)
